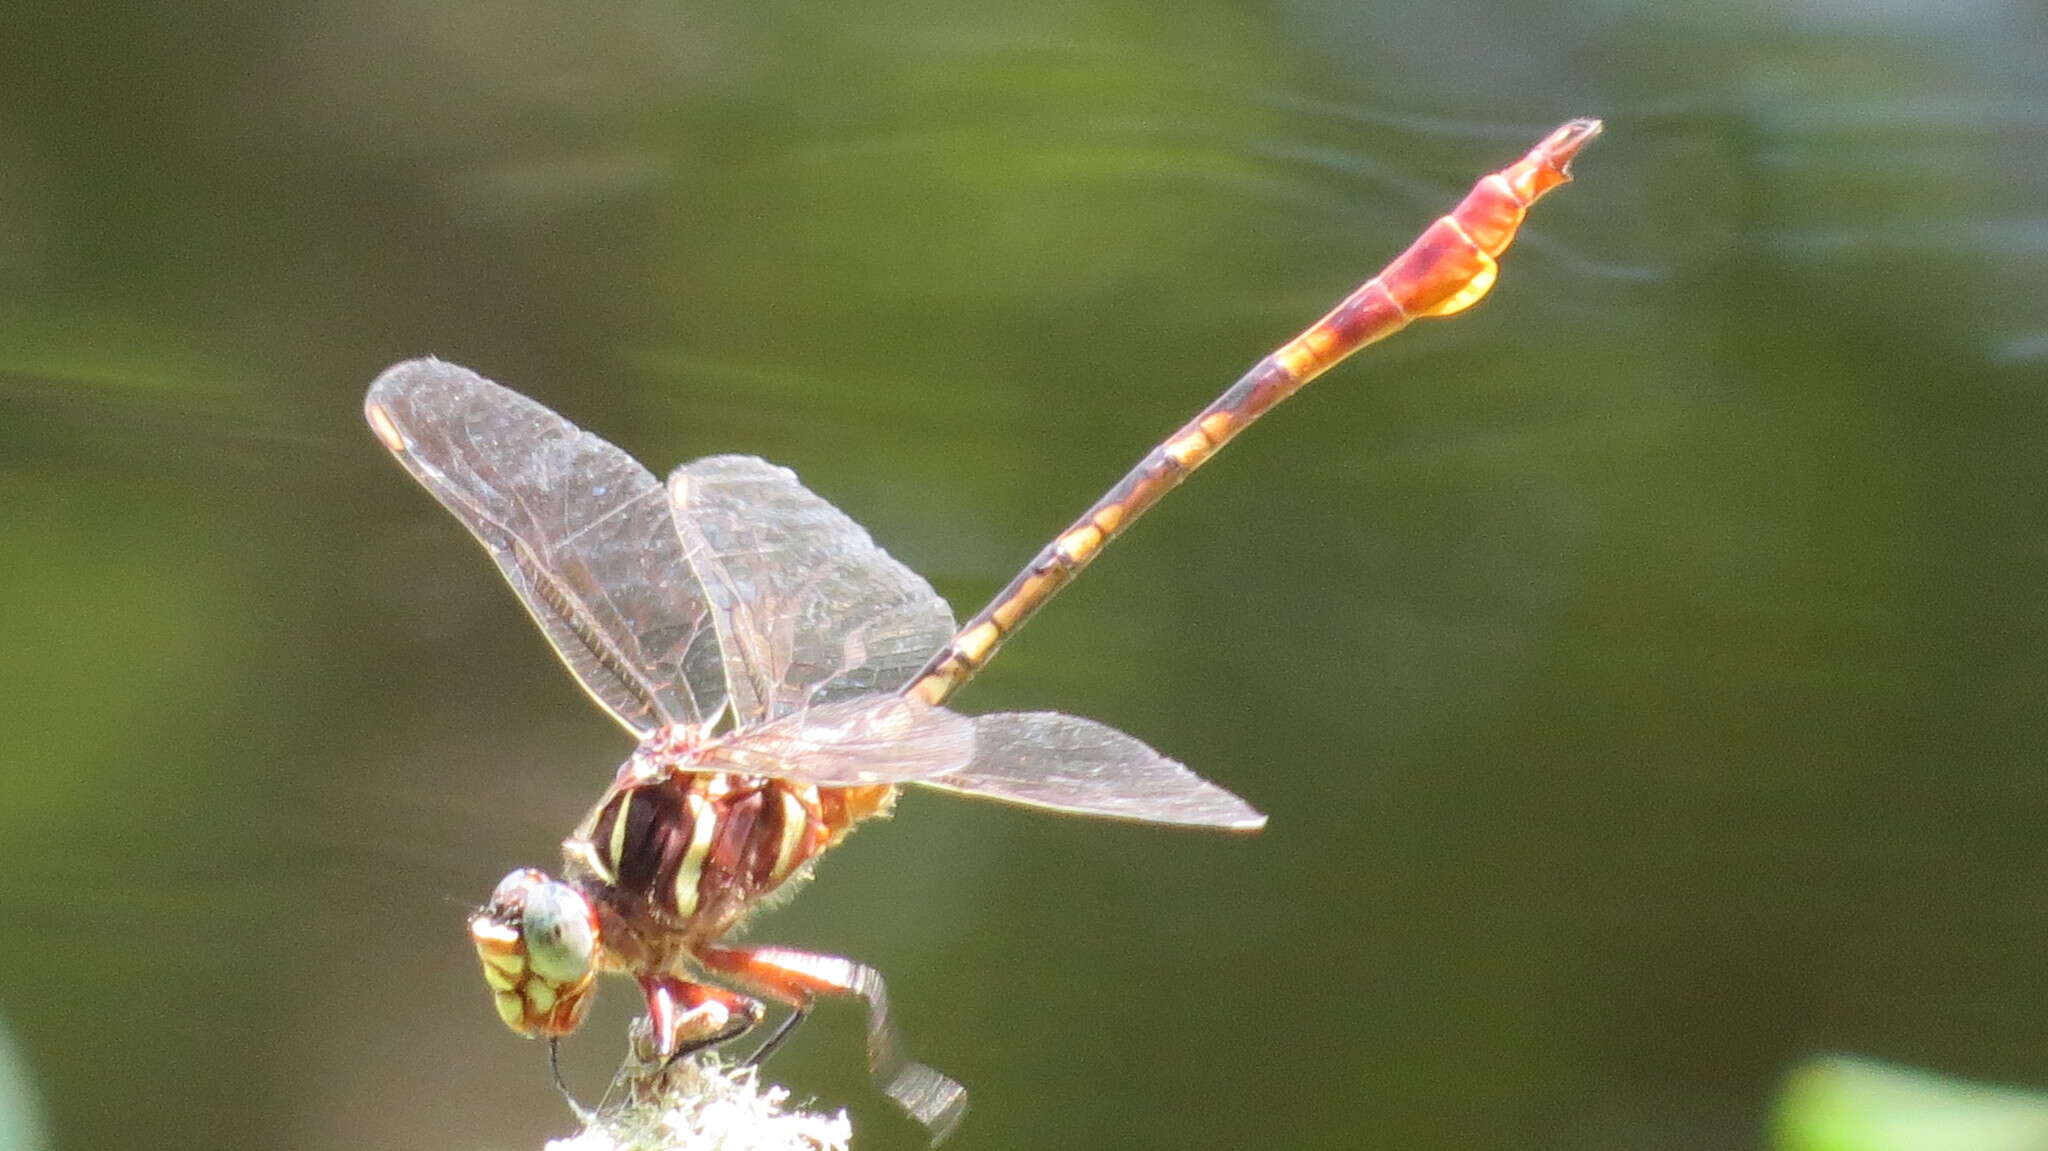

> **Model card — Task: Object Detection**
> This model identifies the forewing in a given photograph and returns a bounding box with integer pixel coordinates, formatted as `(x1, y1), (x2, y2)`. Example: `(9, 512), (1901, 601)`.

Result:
(701, 696), (976, 786)
(365, 358), (726, 735)
(668, 455), (954, 726)
(918, 712), (1266, 831)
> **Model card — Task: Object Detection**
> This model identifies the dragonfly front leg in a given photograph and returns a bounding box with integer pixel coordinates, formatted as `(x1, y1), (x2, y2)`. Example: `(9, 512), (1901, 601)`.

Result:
(700, 944), (969, 1143)
(638, 974), (762, 1062)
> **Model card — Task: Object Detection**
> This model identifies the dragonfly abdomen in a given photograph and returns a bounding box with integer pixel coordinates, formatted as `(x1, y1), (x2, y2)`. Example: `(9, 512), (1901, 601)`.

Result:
(905, 119), (1599, 707)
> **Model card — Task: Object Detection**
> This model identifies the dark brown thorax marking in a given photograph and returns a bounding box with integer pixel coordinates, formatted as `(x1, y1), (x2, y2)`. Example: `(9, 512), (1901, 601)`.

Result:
(573, 765), (833, 939)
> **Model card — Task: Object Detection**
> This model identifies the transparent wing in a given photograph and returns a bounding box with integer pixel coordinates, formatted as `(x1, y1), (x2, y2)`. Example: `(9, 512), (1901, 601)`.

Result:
(699, 696), (976, 786)
(667, 455), (955, 727)
(917, 712), (1267, 831)
(365, 358), (727, 735)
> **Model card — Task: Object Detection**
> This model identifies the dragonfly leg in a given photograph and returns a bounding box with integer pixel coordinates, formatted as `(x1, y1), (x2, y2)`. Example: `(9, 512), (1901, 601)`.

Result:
(547, 1037), (595, 1118)
(638, 974), (762, 1063)
(744, 1004), (810, 1068)
(700, 945), (968, 1143)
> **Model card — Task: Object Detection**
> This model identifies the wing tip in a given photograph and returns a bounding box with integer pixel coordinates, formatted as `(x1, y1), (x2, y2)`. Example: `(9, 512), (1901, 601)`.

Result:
(366, 354), (456, 392)
(364, 358), (462, 451)
(365, 356), (461, 414)
(365, 357), (513, 448)
(1134, 805), (1268, 834)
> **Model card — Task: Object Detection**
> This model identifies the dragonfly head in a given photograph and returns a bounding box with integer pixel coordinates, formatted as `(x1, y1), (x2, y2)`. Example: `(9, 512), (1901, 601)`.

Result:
(469, 868), (600, 1040)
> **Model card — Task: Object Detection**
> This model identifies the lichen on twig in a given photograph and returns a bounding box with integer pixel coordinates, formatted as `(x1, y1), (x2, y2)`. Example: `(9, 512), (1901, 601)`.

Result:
(546, 1026), (851, 1151)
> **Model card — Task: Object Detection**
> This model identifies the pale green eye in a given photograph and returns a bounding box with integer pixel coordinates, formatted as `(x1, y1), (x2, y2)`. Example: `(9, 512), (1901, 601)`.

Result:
(523, 881), (598, 984)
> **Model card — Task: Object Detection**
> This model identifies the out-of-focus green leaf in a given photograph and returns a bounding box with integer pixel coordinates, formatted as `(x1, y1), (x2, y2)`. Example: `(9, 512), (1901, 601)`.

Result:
(0, 1018), (50, 1151)
(1776, 1055), (2048, 1151)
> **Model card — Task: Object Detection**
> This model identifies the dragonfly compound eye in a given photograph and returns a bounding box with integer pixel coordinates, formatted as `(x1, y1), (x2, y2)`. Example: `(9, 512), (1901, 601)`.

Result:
(469, 868), (600, 1038)
(522, 880), (600, 984)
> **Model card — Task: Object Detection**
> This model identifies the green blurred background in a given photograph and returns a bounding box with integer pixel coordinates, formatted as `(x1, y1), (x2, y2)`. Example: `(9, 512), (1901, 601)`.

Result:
(4, 1), (2047, 1149)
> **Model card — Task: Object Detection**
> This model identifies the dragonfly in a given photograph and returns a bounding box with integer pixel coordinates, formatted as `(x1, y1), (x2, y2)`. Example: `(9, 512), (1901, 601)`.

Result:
(364, 117), (1598, 1142)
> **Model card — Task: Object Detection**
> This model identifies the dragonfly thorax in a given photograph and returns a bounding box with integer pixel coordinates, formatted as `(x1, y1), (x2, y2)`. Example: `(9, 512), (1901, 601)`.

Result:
(564, 767), (834, 946)
(617, 723), (710, 784)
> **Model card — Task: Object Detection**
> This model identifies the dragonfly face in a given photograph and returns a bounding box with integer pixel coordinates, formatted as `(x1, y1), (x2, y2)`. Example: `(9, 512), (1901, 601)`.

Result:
(470, 868), (600, 1040)
(367, 118), (1597, 1142)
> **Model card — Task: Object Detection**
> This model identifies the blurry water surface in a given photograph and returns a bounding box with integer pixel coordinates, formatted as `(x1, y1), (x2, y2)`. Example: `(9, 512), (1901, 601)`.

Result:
(3, 2), (2047, 1149)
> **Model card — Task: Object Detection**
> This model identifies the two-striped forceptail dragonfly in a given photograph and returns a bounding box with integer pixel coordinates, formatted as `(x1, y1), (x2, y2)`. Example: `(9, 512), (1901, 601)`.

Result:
(365, 117), (1598, 1141)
